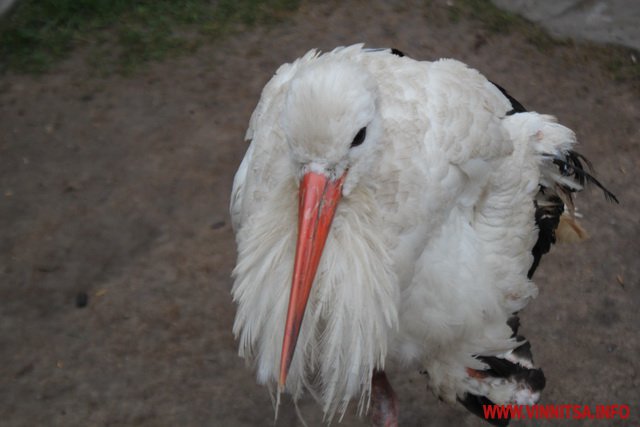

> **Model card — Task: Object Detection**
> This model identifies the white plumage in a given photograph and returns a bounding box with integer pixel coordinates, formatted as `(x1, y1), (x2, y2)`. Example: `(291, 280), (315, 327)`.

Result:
(230, 44), (596, 422)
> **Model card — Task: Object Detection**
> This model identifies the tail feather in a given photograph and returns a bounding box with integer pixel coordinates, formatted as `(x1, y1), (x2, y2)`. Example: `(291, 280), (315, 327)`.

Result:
(529, 125), (618, 278)
(550, 150), (619, 203)
(498, 91), (617, 279)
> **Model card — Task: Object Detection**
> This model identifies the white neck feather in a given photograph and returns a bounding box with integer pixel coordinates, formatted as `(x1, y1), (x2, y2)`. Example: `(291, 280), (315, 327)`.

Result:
(232, 179), (399, 420)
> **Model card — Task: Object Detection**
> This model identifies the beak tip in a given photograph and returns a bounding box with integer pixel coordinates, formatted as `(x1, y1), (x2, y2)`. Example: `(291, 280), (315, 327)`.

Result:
(278, 362), (291, 392)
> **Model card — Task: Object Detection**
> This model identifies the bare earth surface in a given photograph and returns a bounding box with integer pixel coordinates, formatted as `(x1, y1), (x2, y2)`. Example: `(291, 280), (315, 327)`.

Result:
(491, 0), (640, 51)
(1, 1), (638, 426)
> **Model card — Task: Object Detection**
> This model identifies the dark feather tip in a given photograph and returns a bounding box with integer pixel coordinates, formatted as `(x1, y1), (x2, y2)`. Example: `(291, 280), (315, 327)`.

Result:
(490, 81), (527, 115)
(552, 150), (619, 204)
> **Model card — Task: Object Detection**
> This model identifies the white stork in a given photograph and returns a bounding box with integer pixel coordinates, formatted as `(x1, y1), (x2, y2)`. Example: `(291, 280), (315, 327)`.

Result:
(229, 44), (616, 425)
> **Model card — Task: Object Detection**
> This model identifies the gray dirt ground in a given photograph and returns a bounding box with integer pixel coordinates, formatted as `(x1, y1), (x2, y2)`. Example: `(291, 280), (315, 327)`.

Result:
(491, 0), (640, 51)
(1, 1), (639, 426)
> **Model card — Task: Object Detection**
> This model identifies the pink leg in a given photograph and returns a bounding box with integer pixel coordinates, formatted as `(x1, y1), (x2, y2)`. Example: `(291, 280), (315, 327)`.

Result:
(370, 370), (398, 427)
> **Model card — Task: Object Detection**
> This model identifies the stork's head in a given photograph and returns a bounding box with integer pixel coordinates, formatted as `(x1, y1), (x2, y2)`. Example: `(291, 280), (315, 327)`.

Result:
(278, 58), (382, 387)
(282, 57), (382, 193)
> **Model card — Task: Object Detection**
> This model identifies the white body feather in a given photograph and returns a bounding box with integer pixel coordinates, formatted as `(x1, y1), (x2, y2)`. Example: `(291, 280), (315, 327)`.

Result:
(230, 45), (577, 419)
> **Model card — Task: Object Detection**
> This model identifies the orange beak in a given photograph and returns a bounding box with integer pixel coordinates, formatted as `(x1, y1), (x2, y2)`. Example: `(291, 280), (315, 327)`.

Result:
(278, 170), (346, 388)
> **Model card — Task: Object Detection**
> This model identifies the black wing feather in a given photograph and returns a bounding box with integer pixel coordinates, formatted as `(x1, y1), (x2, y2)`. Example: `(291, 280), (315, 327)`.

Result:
(551, 150), (619, 203)
(490, 81), (527, 115)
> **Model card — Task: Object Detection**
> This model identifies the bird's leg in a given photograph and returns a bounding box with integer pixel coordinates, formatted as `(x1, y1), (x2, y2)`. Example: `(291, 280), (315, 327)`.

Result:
(370, 370), (398, 427)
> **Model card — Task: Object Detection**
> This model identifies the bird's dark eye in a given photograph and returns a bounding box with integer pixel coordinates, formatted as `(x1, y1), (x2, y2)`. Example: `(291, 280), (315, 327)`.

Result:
(351, 127), (367, 148)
